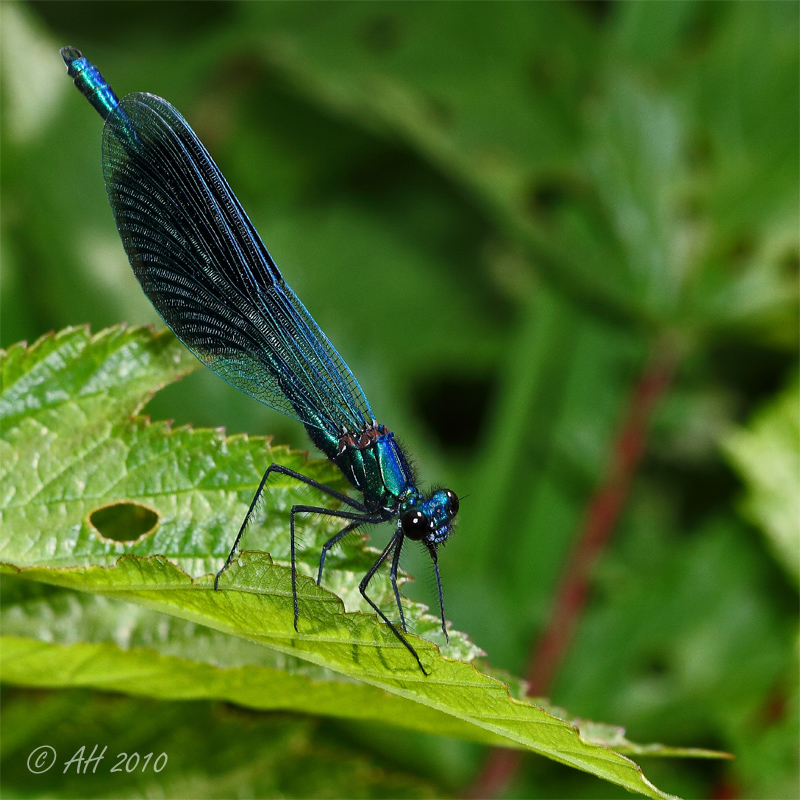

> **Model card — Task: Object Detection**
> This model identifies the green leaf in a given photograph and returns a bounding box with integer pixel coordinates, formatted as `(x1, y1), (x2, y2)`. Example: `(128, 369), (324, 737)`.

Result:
(1, 583), (723, 764)
(1, 688), (443, 799)
(0, 586), (504, 747)
(1, 326), (723, 799)
(723, 376), (800, 586)
(2, 555), (687, 799)
(530, 699), (731, 761)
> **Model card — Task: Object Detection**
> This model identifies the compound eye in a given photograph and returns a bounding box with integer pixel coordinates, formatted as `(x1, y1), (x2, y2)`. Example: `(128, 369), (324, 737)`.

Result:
(445, 489), (459, 516)
(401, 509), (429, 540)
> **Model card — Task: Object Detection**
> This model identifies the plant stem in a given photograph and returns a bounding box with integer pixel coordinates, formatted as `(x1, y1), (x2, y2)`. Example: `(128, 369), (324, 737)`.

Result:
(466, 342), (676, 799)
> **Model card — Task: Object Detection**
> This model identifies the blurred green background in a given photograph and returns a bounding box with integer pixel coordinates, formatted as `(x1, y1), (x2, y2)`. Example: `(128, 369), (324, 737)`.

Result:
(1, 1), (798, 798)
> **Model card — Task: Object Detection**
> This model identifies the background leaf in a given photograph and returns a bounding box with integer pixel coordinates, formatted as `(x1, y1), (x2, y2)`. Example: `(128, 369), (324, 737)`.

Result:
(723, 377), (800, 587)
(1, 687), (443, 799)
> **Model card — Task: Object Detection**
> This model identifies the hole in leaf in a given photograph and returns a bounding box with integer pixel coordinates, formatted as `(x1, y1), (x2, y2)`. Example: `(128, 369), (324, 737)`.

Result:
(90, 503), (159, 543)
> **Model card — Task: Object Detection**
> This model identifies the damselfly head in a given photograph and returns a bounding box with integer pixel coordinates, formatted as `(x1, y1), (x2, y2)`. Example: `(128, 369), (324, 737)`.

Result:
(400, 488), (458, 546)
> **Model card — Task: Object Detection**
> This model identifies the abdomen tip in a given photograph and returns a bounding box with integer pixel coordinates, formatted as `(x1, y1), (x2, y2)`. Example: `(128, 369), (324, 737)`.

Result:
(60, 46), (82, 65)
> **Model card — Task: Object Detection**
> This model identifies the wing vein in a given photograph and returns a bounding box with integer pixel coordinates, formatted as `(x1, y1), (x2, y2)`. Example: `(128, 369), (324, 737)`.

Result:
(101, 92), (373, 434)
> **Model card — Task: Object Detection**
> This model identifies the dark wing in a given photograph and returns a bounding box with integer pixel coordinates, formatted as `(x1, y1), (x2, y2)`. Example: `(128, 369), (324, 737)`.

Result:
(101, 92), (372, 433)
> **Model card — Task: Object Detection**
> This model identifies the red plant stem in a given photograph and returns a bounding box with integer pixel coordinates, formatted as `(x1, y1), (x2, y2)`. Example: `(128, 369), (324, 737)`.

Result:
(467, 345), (676, 799)
(525, 347), (674, 695)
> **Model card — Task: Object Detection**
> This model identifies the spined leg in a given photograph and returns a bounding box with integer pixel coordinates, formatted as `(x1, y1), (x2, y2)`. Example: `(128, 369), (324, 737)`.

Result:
(317, 520), (362, 585)
(389, 533), (408, 633)
(430, 547), (449, 644)
(289, 505), (380, 631)
(360, 532), (427, 676)
(214, 462), (367, 590)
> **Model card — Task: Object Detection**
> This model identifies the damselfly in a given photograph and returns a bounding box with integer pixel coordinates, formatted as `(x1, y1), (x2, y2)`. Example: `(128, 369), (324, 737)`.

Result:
(62, 47), (459, 674)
